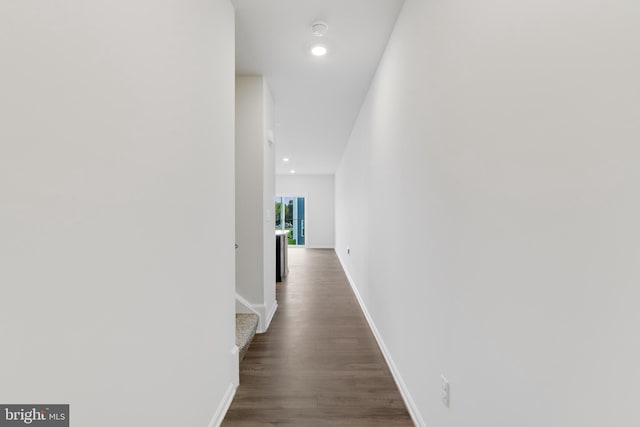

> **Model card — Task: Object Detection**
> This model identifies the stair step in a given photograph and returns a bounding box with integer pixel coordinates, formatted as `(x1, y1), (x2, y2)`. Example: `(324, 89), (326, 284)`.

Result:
(235, 313), (259, 361)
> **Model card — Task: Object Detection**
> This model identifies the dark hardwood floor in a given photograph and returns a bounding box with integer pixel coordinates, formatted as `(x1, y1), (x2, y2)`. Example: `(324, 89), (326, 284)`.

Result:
(223, 248), (414, 426)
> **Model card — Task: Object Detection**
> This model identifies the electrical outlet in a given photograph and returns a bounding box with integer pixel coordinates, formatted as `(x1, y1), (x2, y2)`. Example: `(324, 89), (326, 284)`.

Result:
(441, 375), (450, 408)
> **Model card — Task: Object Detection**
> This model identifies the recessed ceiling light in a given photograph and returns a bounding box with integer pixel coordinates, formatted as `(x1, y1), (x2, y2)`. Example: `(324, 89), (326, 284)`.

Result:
(311, 45), (327, 57)
(290, 170), (296, 174)
(283, 158), (289, 162)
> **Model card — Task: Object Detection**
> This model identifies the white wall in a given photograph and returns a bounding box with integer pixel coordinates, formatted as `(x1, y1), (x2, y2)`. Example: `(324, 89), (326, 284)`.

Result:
(236, 77), (266, 304)
(0, 1), (237, 426)
(276, 175), (335, 248)
(335, 0), (640, 426)
(262, 83), (277, 326)
(235, 76), (276, 330)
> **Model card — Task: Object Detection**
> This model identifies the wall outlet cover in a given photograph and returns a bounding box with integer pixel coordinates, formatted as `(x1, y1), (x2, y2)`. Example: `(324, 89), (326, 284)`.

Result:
(441, 375), (450, 408)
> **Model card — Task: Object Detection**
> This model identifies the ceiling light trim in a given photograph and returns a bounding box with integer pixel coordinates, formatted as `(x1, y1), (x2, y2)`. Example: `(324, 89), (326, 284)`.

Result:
(311, 21), (328, 37)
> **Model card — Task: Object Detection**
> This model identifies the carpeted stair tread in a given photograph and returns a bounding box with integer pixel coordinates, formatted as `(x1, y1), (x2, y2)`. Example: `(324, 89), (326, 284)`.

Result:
(236, 313), (259, 362)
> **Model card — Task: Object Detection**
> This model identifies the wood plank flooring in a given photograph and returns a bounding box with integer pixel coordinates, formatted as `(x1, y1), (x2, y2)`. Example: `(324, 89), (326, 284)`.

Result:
(223, 248), (414, 426)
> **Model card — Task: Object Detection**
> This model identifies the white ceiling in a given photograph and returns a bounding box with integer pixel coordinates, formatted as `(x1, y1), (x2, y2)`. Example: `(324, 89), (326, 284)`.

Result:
(233, 0), (406, 175)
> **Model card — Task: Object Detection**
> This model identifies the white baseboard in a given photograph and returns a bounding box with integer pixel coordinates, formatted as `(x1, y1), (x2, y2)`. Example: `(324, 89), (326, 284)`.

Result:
(253, 301), (278, 333)
(263, 301), (278, 332)
(235, 293), (260, 316)
(231, 345), (240, 387)
(336, 252), (426, 427)
(207, 382), (236, 427)
(208, 345), (240, 427)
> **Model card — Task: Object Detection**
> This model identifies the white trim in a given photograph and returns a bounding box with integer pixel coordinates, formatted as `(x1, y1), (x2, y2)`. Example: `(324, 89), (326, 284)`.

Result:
(252, 301), (279, 333)
(235, 293), (260, 316)
(207, 382), (236, 427)
(231, 345), (240, 387)
(336, 251), (427, 427)
(262, 301), (278, 333)
(208, 345), (240, 426)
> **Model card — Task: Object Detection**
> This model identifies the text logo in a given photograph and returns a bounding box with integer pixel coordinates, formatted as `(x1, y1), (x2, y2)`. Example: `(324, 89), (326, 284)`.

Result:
(0, 405), (68, 426)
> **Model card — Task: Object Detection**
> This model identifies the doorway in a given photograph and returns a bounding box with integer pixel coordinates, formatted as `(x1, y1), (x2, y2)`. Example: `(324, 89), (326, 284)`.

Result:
(275, 196), (305, 246)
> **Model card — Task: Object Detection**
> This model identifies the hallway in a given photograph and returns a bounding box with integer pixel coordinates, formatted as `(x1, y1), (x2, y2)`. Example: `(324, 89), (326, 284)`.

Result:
(223, 249), (413, 426)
